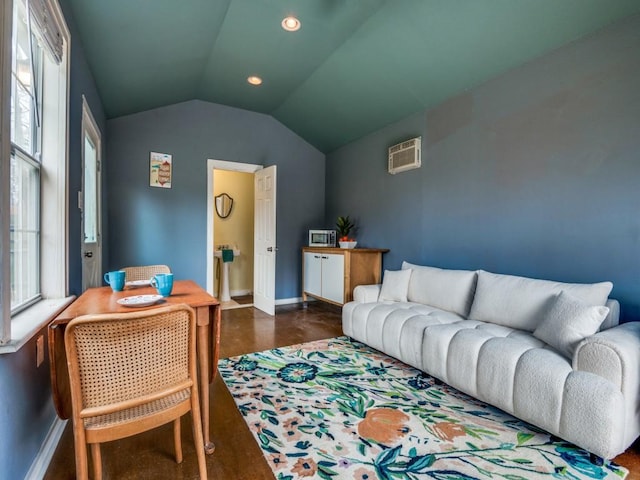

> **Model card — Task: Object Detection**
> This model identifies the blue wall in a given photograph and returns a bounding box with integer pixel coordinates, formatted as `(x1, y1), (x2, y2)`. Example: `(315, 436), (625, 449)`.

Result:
(106, 100), (325, 299)
(326, 15), (640, 322)
(0, 323), (55, 477)
(63, 0), (109, 296)
(0, 0), (106, 478)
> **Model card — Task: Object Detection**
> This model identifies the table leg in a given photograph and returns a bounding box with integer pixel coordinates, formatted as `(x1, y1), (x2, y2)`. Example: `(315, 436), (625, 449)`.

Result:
(196, 306), (215, 454)
(48, 323), (72, 420)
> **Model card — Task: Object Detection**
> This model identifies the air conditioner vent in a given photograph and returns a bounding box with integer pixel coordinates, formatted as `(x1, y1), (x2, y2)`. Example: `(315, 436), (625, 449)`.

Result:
(388, 136), (421, 174)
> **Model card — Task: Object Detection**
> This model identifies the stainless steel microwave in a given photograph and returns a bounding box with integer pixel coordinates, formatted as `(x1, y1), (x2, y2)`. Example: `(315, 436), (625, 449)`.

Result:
(309, 229), (336, 247)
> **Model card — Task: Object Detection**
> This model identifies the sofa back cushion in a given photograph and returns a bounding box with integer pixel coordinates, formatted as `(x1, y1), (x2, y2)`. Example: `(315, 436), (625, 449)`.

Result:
(468, 270), (613, 332)
(401, 262), (478, 317)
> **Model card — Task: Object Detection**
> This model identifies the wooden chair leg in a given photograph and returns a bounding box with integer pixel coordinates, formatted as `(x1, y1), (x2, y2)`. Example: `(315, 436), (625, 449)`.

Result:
(72, 427), (89, 480)
(174, 418), (183, 464)
(91, 442), (102, 480)
(190, 394), (208, 480)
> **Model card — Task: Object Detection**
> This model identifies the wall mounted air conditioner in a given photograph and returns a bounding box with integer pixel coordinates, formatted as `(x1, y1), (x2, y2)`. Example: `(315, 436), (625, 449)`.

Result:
(388, 136), (421, 174)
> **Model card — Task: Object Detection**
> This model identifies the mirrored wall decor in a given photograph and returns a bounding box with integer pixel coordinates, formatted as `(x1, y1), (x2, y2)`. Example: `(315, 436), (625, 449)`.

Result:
(215, 193), (234, 218)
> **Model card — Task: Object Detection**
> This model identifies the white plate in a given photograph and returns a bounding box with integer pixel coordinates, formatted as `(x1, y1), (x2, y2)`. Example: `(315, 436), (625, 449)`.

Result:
(117, 294), (164, 307)
(126, 279), (151, 288)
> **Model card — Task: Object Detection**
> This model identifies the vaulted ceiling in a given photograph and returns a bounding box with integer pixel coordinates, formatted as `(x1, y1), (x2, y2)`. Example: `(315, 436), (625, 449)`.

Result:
(65, 0), (640, 153)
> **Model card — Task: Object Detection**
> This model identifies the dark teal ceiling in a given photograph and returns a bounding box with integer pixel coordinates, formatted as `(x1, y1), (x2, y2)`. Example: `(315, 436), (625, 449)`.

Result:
(66, 0), (640, 153)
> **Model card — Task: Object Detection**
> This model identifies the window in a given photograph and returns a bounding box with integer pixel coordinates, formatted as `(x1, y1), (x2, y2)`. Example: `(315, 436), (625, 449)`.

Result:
(10, 0), (44, 313)
(1, 0), (70, 348)
(82, 96), (101, 246)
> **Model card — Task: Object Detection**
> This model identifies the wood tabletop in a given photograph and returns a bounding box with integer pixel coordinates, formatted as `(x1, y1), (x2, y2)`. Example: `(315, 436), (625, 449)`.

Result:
(52, 279), (218, 326)
(302, 247), (389, 253)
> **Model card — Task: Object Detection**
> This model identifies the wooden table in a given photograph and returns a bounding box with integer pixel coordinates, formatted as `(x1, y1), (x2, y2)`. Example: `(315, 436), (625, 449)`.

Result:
(48, 280), (220, 454)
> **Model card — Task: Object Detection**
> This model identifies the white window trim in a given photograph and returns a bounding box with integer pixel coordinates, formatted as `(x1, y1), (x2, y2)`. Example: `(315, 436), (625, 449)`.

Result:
(40, 0), (70, 299)
(0, 0), (72, 352)
(1, 0), (13, 344)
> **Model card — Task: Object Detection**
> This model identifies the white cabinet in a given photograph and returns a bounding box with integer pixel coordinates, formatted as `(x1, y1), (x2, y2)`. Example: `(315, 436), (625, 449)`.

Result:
(319, 253), (345, 304)
(303, 252), (344, 304)
(302, 247), (388, 306)
(303, 252), (323, 298)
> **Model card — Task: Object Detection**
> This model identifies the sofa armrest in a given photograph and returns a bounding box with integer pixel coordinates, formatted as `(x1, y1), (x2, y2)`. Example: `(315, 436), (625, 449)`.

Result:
(573, 322), (640, 398)
(353, 284), (381, 303)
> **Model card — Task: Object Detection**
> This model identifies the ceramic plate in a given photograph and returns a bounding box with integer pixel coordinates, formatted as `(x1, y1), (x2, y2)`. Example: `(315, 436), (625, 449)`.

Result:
(117, 294), (163, 308)
(125, 279), (151, 288)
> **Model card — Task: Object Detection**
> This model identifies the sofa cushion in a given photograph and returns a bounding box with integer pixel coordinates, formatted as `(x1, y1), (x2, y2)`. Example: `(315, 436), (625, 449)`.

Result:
(342, 301), (464, 370)
(533, 291), (609, 358)
(379, 269), (412, 302)
(401, 262), (478, 317)
(468, 270), (613, 332)
(513, 348), (574, 434)
(477, 336), (542, 414)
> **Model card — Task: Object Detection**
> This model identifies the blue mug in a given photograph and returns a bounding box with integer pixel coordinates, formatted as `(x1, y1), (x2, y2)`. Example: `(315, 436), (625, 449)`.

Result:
(151, 273), (174, 297)
(104, 270), (125, 292)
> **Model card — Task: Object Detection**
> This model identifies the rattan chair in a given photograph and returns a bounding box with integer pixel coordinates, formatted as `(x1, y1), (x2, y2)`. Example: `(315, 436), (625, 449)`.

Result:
(64, 304), (207, 480)
(121, 264), (170, 282)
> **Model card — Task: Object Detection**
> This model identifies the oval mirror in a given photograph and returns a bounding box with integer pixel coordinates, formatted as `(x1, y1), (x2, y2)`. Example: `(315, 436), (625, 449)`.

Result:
(215, 193), (234, 218)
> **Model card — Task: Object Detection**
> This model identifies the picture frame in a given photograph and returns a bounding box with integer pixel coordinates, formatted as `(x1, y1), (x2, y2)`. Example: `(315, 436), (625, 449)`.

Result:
(149, 151), (172, 188)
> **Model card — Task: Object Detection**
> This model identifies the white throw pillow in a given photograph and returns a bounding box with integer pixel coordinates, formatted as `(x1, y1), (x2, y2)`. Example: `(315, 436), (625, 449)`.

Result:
(468, 270), (613, 332)
(533, 290), (609, 358)
(401, 262), (477, 317)
(379, 269), (412, 302)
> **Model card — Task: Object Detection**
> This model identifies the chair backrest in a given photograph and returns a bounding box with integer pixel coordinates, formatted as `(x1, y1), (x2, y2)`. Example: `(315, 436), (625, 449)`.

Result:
(122, 265), (171, 282)
(65, 304), (195, 412)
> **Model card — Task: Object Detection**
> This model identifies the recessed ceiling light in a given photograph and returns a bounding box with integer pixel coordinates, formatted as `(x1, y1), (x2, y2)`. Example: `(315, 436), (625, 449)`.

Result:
(281, 16), (301, 32)
(247, 76), (263, 86)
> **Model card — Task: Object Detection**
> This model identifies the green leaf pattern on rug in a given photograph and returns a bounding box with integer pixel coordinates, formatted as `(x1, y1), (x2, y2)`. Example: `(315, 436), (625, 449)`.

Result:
(220, 336), (628, 480)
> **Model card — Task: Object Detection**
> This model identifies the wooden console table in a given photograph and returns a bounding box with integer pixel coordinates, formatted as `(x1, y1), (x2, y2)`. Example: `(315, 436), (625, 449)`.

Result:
(302, 247), (388, 306)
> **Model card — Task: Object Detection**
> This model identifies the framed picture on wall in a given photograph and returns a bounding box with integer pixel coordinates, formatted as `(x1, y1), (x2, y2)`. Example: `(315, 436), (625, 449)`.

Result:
(149, 151), (172, 188)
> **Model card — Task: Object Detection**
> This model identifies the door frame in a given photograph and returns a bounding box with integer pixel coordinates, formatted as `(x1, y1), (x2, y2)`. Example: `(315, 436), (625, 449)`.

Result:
(80, 95), (102, 291)
(206, 159), (262, 296)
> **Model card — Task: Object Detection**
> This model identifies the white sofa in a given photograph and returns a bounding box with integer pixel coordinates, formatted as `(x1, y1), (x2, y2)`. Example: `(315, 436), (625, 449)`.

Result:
(342, 261), (640, 460)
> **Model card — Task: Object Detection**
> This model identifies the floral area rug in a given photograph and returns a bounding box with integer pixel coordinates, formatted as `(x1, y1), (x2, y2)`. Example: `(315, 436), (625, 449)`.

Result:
(219, 336), (628, 480)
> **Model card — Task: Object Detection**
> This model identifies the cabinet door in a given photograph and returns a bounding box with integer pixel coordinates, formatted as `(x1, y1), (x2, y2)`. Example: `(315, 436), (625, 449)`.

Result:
(303, 252), (322, 297)
(321, 253), (345, 304)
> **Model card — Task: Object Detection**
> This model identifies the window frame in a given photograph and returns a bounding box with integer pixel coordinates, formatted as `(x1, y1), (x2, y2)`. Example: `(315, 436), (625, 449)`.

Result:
(9, 0), (45, 313)
(0, 0), (72, 350)
(1, 0), (12, 344)
(10, 145), (42, 313)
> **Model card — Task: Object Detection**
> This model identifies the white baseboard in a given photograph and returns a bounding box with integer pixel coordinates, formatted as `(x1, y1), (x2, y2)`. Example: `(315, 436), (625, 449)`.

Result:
(275, 296), (304, 306)
(224, 293), (308, 306)
(230, 289), (252, 297)
(25, 416), (67, 480)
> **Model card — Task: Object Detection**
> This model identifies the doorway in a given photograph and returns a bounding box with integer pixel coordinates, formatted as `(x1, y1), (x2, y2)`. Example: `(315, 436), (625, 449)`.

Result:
(206, 160), (276, 314)
(212, 168), (254, 309)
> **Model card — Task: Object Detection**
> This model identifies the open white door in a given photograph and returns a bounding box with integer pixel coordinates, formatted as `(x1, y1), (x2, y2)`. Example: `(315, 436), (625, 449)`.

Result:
(254, 166), (277, 315)
(80, 97), (102, 290)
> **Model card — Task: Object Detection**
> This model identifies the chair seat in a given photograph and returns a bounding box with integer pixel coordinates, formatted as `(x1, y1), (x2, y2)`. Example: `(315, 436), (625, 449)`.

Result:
(84, 389), (190, 430)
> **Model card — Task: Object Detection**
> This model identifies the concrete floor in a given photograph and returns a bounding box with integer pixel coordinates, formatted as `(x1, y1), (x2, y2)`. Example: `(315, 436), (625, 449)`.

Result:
(44, 300), (640, 479)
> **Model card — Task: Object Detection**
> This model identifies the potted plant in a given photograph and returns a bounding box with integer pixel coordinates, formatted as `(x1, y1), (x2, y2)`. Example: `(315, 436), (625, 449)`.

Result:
(336, 216), (357, 248)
